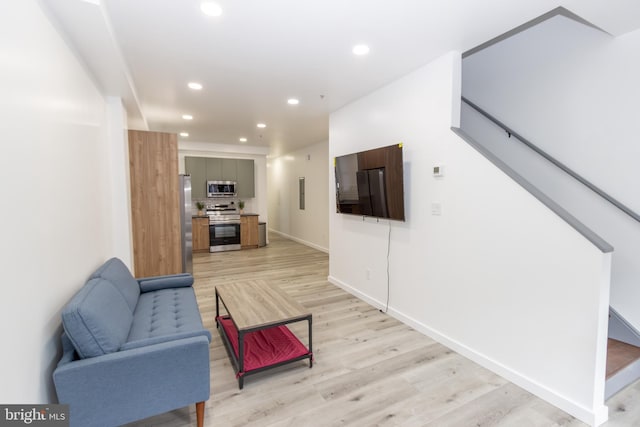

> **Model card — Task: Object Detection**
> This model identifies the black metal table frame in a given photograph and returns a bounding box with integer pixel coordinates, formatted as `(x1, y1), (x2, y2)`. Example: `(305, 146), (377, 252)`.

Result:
(215, 288), (313, 389)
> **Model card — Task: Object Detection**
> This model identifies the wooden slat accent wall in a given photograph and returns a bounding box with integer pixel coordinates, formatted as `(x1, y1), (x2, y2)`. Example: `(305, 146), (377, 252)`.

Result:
(128, 130), (181, 277)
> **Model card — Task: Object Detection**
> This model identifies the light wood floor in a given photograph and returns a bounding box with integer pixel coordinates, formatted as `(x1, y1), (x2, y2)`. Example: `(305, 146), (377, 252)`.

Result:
(126, 234), (640, 427)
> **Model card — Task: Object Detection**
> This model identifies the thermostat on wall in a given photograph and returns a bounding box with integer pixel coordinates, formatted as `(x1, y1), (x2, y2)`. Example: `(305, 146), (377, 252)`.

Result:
(433, 165), (444, 177)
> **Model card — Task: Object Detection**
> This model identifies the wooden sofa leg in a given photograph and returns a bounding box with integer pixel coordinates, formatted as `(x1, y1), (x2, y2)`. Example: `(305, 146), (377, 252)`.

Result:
(196, 401), (205, 427)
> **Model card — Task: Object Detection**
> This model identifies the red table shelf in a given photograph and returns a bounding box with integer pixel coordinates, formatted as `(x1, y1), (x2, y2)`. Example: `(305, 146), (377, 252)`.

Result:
(218, 316), (311, 373)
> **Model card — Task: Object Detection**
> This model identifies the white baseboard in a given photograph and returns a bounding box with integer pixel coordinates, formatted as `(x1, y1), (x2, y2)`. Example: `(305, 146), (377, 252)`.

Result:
(269, 229), (329, 253)
(327, 275), (608, 427)
(328, 275), (387, 310)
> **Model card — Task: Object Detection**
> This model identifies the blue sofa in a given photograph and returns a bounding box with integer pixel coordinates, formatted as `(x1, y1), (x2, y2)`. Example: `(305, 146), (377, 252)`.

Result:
(53, 258), (211, 427)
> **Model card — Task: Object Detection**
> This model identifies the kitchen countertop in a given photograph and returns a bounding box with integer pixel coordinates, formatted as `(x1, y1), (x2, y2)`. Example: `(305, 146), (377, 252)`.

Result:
(240, 213), (259, 216)
(192, 215), (209, 218)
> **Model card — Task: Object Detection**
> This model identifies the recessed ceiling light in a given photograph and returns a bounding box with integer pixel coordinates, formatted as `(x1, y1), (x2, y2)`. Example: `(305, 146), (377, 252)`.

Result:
(352, 44), (370, 56)
(257, 123), (266, 128)
(187, 82), (203, 90)
(180, 132), (189, 137)
(287, 98), (299, 105)
(239, 137), (247, 142)
(182, 114), (193, 120)
(200, 2), (222, 17)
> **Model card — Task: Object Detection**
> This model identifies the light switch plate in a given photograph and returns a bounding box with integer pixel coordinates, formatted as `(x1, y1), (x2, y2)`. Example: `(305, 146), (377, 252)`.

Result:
(431, 202), (442, 215)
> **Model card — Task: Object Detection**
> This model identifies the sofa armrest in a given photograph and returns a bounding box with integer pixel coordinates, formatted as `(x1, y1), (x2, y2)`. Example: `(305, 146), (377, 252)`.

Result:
(137, 273), (194, 293)
(54, 335), (210, 427)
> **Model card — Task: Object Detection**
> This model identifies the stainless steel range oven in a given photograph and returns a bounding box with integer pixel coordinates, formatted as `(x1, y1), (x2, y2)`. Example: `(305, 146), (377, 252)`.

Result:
(207, 203), (241, 252)
(209, 222), (240, 252)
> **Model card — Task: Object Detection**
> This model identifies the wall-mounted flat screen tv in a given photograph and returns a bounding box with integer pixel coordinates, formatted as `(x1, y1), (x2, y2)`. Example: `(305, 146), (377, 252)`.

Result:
(335, 143), (405, 221)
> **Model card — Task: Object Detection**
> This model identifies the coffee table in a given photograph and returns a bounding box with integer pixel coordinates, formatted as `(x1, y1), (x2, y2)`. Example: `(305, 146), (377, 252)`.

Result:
(215, 280), (313, 389)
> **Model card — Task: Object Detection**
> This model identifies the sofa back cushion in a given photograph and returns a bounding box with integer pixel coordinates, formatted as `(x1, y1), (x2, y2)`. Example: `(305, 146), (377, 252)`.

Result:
(62, 278), (134, 358)
(89, 258), (140, 312)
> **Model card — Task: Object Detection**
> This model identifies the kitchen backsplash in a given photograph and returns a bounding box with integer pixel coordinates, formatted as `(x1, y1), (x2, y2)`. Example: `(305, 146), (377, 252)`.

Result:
(191, 198), (254, 215)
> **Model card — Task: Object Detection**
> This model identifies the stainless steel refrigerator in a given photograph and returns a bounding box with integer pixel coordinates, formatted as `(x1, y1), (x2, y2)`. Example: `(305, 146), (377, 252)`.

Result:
(179, 174), (193, 274)
(356, 168), (389, 218)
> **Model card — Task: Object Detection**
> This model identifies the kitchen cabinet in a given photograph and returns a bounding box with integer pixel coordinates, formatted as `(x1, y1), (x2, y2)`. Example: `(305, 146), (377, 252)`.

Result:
(186, 156), (255, 199)
(192, 217), (210, 252)
(221, 159), (237, 180)
(205, 158), (222, 181)
(185, 157), (207, 199)
(236, 159), (255, 198)
(240, 215), (259, 249)
(205, 158), (237, 181)
(128, 130), (181, 277)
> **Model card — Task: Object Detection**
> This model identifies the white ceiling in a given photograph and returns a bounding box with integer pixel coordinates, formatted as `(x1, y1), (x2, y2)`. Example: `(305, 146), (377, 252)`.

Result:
(44, 0), (640, 157)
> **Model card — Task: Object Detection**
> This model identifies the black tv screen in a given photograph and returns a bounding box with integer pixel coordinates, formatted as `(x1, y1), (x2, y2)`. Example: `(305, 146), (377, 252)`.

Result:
(335, 144), (405, 221)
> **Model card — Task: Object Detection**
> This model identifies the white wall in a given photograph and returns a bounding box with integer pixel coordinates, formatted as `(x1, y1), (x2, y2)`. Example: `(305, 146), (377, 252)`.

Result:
(267, 140), (329, 252)
(329, 51), (611, 425)
(0, 0), (126, 403)
(462, 15), (640, 333)
(178, 141), (269, 222)
(105, 97), (133, 268)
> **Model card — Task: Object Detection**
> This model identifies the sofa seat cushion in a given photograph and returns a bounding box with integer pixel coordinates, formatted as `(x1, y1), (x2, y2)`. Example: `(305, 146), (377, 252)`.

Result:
(124, 287), (211, 349)
(62, 278), (134, 359)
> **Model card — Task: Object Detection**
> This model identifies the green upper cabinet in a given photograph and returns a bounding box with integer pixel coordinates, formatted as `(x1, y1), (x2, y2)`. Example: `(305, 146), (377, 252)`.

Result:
(205, 158), (222, 181)
(237, 159), (255, 198)
(186, 156), (254, 199)
(185, 156), (207, 199)
(221, 159), (237, 181)
(205, 158), (237, 181)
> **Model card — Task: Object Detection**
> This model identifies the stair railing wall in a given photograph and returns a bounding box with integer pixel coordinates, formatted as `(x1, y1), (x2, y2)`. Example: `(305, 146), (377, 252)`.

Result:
(461, 96), (640, 224)
(459, 97), (640, 337)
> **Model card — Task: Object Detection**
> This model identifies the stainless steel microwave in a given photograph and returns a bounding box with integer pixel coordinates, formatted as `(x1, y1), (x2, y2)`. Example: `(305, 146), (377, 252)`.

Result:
(207, 181), (237, 198)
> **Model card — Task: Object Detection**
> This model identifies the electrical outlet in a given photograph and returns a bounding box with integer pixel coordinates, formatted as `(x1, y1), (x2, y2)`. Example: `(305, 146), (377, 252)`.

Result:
(365, 269), (370, 280)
